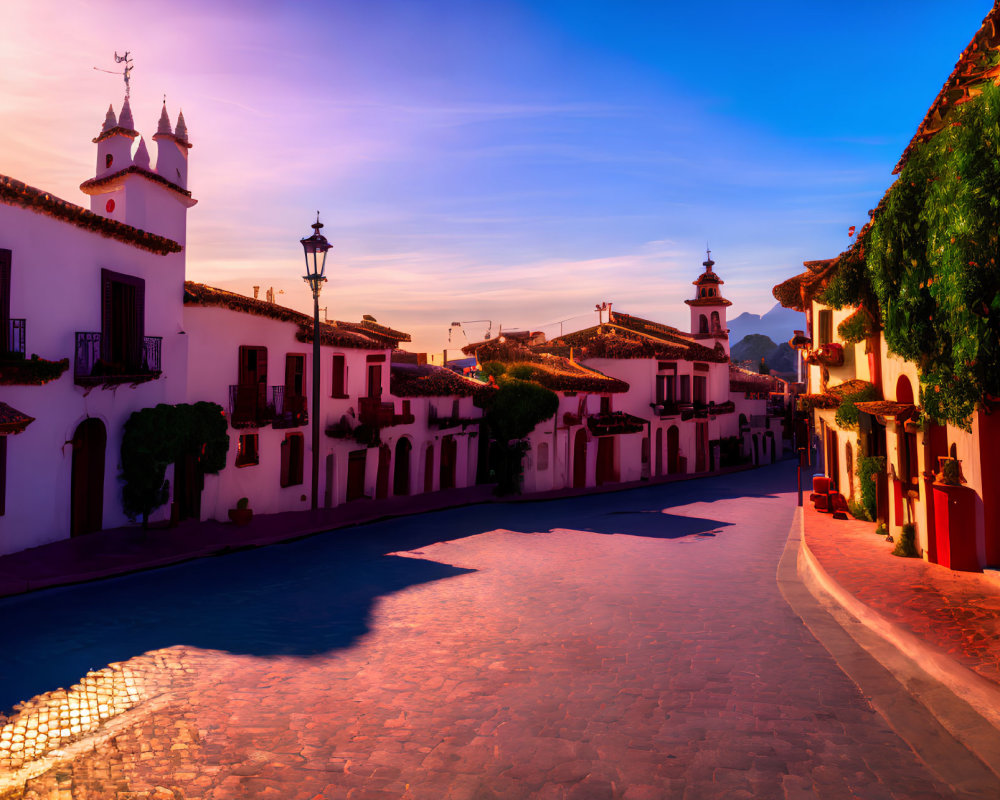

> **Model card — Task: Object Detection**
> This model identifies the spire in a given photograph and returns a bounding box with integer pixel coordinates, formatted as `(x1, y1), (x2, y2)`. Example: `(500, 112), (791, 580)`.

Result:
(174, 110), (188, 143)
(703, 246), (715, 273)
(157, 102), (173, 135)
(101, 104), (117, 133)
(133, 137), (150, 169)
(118, 95), (135, 131)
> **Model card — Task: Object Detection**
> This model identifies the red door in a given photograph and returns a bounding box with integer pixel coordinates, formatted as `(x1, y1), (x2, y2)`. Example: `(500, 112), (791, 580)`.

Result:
(695, 422), (707, 473)
(655, 428), (663, 476)
(440, 435), (457, 490)
(71, 418), (106, 535)
(667, 425), (680, 474)
(376, 445), (391, 499)
(573, 429), (588, 488)
(346, 450), (366, 501)
(596, 437), (616, 485)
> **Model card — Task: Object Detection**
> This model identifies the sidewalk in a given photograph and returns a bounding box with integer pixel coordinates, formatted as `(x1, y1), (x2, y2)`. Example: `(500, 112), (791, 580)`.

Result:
(0, 463), (754, 599)
(798, 499), (1000, 747)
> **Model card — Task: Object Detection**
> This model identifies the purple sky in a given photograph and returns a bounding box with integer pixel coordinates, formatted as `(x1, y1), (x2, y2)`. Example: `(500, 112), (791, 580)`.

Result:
(1, 0), (991, 353)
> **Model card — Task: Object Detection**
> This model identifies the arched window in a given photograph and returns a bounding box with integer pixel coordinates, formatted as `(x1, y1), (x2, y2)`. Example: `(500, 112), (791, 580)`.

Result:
(537, 442), (549, 471)
(699, 315), (709, 334)
(710, 311), (721, 331)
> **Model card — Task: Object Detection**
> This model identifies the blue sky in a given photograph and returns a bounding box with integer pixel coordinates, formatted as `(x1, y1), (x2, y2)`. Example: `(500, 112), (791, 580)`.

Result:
(1, 0), (992, 352)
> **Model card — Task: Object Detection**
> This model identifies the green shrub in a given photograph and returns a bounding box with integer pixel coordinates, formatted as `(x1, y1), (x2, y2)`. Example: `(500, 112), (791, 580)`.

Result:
(480, 361), (507, 379)
(875, 522), (888, 538)
(847, 499), (871, 522)
(857, 454), (885, 522)
(506, 364), (534, 380)
(892, 523), (919, 558)
(482, 379), (559, 496)
(121, 402), (230, 526)
(834, 384), (880, 431)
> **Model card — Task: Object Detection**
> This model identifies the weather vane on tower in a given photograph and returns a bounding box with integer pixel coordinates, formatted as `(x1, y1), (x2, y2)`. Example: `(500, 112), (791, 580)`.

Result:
(93, 51), (134, 98)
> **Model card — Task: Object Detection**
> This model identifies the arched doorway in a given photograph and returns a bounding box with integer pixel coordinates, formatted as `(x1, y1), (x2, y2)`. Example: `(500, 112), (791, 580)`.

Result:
(655, 428), (663, 476)
(896, 375), (914, 404)
(393, 438), (412, 496)
(699, 315), (709, 334)
(766, 431), (776, 464)
(324, 453), (336, 507)
(71, 418), (106, 536)
(573, 429), (587, 488)
(667, 425), (680, 474)
(752, 433), (760, 466)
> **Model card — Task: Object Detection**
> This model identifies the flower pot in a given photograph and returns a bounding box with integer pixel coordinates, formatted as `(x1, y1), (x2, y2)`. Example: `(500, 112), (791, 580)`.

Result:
(228, 508), (253, 526)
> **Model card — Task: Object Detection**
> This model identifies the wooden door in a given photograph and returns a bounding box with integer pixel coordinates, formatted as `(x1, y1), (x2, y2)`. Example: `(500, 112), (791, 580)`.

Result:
(173, 452), (203, 520)
(596, 437), (616, 485)
(376, 445), (391, 499)
(440, 435), (457, 490)
(346, 450), (366, 501)
(655, 428), (663, 476)
(573, 429), (587, 488)
(393, 438), (411, 496)
(695, 422), (708, 473)
(424, 445), (434, 493)
(667, 425), (679, 474)
(71, 418), (106, 536)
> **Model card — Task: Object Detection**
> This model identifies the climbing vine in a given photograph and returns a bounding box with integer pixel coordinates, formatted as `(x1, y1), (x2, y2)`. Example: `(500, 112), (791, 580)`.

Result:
(121, 402), (230, 526)
(819, 75), (1000, 429)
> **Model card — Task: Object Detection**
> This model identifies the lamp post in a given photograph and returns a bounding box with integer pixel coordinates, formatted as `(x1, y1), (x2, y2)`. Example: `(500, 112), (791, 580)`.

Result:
(301, 213), (331, 512)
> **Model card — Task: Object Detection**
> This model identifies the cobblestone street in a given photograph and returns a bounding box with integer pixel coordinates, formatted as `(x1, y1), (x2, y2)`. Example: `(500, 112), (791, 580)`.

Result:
(0, 463), (971, 798)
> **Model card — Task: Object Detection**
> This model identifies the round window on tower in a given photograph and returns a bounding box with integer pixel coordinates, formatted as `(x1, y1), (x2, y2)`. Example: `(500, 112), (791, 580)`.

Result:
(106, 199), (115, 213)
(106, 154), (113, 169)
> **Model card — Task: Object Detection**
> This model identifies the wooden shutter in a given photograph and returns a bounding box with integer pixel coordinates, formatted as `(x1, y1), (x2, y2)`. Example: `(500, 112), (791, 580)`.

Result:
(331, 354), (345, 396)
(239, 345), (251, 385)
(292, 434), (304, 485)
(280, 436), (291, 487)
(101, 269), (113, 360)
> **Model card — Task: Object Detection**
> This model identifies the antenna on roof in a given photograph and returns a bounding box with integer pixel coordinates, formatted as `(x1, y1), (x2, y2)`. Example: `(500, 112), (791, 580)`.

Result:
(93, 51), (134, 97)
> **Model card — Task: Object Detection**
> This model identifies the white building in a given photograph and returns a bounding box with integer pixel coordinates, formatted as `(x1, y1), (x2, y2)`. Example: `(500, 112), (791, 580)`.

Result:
(0, 93), (194, 554)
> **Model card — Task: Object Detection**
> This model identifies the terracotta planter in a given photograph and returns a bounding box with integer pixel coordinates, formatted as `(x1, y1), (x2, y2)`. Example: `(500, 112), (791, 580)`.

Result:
(228, 508), (253, 526)
(932, 483), (979, 572)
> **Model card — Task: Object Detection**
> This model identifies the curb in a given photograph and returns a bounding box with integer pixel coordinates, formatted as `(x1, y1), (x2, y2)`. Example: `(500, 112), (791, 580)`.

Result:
(796, 510), (1000, 777)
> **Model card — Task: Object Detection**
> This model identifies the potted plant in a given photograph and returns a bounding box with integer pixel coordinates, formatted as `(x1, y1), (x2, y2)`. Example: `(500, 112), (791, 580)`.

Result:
(228, 497), (253, 526)
(936, 456), (965, 485)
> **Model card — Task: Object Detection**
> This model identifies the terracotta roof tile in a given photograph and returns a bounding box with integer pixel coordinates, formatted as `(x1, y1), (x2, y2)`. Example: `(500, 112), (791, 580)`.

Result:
(183, 282), (409, 349)
(390, 362), (489, 398)
(0, 402), (35, 434)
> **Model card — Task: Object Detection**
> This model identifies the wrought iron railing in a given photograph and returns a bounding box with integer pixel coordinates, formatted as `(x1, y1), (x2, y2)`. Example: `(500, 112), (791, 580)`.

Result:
(272, 386), (308, 428)
(74, 332), (161, 384)
(229, 384), (275, 429)
(2, 319), (25, 358)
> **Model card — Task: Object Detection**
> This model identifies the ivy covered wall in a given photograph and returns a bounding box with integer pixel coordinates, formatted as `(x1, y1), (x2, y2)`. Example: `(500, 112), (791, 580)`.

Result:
(821, 80), (1000, 428)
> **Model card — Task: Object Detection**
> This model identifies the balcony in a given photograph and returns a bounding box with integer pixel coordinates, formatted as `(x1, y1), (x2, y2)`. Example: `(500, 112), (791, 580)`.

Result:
(587, 411), (645, 436)
(74, 332), (162, 386)
(2, 319), (25, 358)
(228, 384), (275, 429)
(428, 406), (477, 430)
(272, 386), (308, 429)
(650, 401), (681, 418)
(359, 397), (415, 428)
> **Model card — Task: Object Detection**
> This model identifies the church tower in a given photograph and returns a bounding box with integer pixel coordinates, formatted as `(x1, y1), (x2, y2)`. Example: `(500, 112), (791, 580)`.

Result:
(80, 94), (196, 244)
(685, 249), (732, 356)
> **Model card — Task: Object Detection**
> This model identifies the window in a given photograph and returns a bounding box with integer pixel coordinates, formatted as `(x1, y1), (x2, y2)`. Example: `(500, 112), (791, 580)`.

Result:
(280, 432), (304, 487)
(236, 433), (259, 467)
(710, 311), (721, 331)
(331, 354), (347, 397)
(366, 355), (385, 399)
(285, 354), (305, 396)
(101, 269), (144, 368)
(656, 375), (676, 405)
(694, 376), (708, 405)
(537, 442), (549, 471)
(600, 396), (611, 414)
(105, 153), (113, 168)
(680, 375), (691, 403)
(699, 315), (709, 334)
(818, 309), (833, 346)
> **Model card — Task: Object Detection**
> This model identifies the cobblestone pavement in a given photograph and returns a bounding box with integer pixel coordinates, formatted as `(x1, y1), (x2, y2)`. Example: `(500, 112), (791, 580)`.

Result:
(802, 502), (1000, 686)
(0, 463), (967, 798)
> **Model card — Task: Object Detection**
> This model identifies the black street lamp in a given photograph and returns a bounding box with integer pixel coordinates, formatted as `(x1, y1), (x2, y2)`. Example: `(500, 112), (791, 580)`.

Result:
(301, 213), (331, 512)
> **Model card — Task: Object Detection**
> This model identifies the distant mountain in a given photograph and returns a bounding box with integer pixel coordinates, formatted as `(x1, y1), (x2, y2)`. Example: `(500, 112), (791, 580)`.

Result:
(731, 334), (797, 378)
(728, 303), (806, 346)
